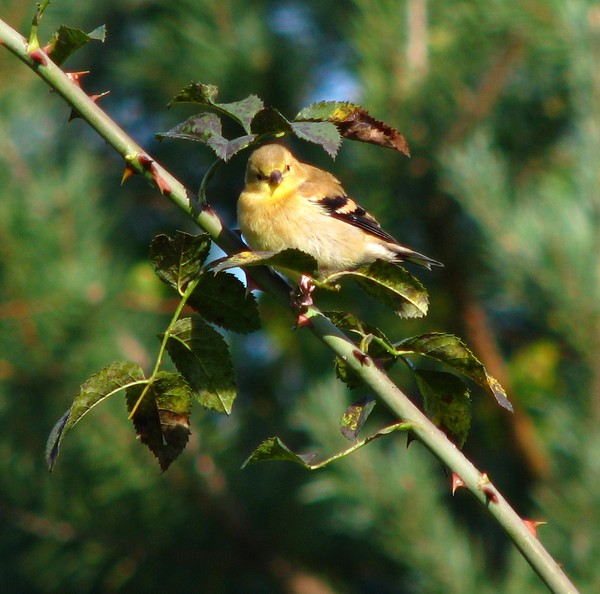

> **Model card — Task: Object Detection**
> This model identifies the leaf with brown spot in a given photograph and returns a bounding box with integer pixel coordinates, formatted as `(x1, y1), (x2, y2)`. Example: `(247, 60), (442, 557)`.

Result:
(126, 372), (192, 471)
(295, 101), (410, 156)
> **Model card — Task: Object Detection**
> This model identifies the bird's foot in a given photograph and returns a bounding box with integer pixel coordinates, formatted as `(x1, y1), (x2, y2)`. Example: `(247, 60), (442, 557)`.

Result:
(290, 274), (316, 313)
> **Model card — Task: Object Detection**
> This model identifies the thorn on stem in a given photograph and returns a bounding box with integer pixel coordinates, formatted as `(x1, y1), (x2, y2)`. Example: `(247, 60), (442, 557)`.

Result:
(65, 71), (91, 87)
(137, 154), (154, 171)
(294, 313), (313, 328)
(29, 48), (48, 66)
(90, 91), (110, 103)
(121, 164), (137, 185)
(477, 473), (499, 504)
(130, 154), (172, 195)
(451, 472), (466, 495)
(523, 519), (547, 538)
(152, 170), (172, 195)
(352, 349), (370, 366)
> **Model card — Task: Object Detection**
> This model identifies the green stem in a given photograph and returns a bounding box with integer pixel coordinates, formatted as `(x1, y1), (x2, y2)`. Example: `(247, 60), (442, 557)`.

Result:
(198, 158), (222, 206)
(307, 422), (412, 470)
(0, 18), (580, 594)
(128, 278), (199, 419)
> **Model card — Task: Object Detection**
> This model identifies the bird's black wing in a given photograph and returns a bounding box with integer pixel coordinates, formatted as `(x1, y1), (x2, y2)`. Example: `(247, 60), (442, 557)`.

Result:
(316, 194), (399, 244)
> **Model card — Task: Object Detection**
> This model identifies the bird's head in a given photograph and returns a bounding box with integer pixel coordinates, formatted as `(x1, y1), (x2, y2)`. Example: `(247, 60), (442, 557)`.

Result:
(245, 144), (299, 192)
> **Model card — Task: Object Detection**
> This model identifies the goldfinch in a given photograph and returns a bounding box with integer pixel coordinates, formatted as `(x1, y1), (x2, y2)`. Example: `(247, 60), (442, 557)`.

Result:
(237, 144), (442, 277)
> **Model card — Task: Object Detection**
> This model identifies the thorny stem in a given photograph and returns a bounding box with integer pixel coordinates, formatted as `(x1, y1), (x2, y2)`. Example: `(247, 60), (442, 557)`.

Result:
(0, 18), (580, 594)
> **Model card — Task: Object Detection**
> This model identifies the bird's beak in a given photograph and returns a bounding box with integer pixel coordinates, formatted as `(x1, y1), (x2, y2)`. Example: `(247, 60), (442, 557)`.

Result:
(268, 170), (283, 185)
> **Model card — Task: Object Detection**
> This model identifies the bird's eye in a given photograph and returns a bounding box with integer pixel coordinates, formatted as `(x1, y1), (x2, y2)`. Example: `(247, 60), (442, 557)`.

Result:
(255, 172), (266, 181)
(285, 164), (291, 172)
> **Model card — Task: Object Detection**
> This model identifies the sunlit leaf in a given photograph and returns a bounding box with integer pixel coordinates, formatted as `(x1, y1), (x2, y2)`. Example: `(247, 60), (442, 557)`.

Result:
(326, 261), (429, 318)
(28, 0), (51, 51)
(340, 396), (377, 441)
(45, 362), (146, 471)
(211, 249), (319, 278)
(295, 101), (410, 156)
(290, 121), (341, 157)
(415, 370), (471, 447)
(295, 101), (358, 121)
(126, 372), (192, 471)
(188, 272), (261, 334)
(46, 24), (106, 66)
(150, 232), (211, 293)
(397, 333), (513, 411)
(165, 316), (237, 415)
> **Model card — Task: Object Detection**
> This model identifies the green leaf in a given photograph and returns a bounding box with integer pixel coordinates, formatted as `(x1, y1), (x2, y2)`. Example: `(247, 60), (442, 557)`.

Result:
(206, 134), (257, 161)
(295, 101), (410, 156)
(326, 260), (429, 318)
(210, 248), (319, 278)
(415, 370), (471, 447)
(397, 333), (513, 411)
(157, 113), (223, 144)
(46, 24), (106, 66)
(324, 311), (398, 366)
(217, 95), (265, 133)
(126, 372), (192, 471)
(169, 82), (220, 106)
(295, 101), (359, 121)
(165, 316), (237, 415)
(156, 114), (255, 161)
(290, 121), (341, 158)
(150, 232), (211, 293)
(87, 26), (106, 41)
(188, 272), (261, 334)
(327, 311), (397, 390)
(45, 362), (146, 471)
(250, 107), (293, 136)
(241, 437), (318, 469)
(334, 355), (364, 390)
(242, 422), (412, 470)
(325, 311), (393, 347)
(29, 0), (51, 51)
(340, 396), (377, 441)
(168, 83), (264, 134)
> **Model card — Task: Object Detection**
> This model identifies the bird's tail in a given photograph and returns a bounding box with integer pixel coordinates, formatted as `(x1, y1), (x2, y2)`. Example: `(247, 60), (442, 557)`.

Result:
(391, 244), (443, 270)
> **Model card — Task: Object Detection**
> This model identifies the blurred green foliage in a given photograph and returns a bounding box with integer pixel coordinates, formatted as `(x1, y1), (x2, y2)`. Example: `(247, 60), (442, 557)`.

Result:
(1, 0), (599, 592)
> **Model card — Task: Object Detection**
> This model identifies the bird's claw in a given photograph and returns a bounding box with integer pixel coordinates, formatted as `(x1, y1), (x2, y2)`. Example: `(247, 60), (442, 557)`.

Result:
(290, 275), (316, 311)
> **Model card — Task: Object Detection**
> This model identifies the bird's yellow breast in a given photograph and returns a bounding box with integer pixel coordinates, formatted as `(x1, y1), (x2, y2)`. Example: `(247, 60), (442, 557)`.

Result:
(238, 185), (307, 252)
